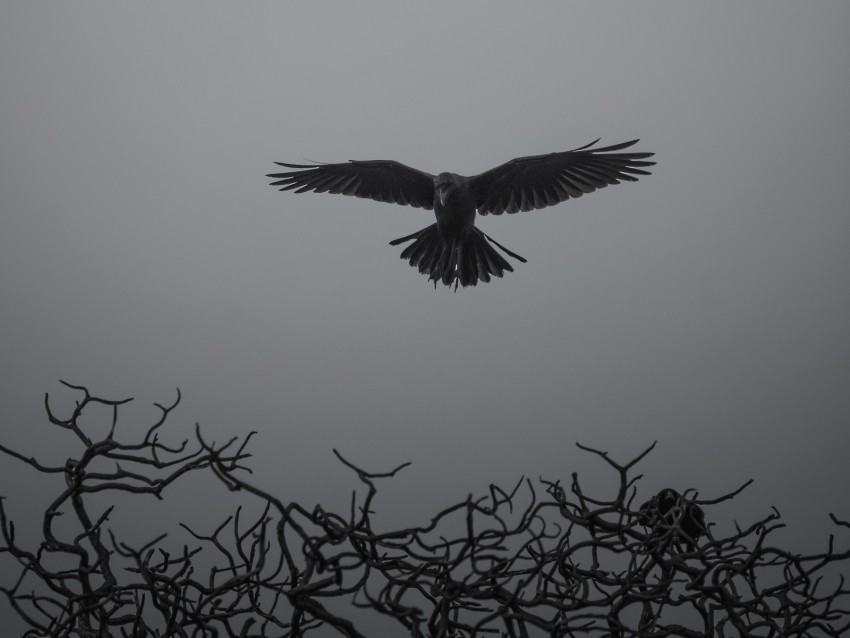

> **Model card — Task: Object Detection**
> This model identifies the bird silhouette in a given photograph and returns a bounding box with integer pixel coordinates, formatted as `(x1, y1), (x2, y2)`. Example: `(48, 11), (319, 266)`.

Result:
(268, 139), (654, 289)
(638, 488), (707, 552)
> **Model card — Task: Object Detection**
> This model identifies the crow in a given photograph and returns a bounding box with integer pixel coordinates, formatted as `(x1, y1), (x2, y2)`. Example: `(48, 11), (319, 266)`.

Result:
(638, 488), (707, 552)
(268, 139), (654, 289)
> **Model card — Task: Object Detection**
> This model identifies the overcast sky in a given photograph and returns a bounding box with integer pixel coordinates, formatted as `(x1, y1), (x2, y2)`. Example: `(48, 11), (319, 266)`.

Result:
(1, 3), (849, 633)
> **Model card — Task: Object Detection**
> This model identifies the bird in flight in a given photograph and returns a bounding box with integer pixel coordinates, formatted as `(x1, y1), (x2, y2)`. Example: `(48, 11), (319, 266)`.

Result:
(268, 139), (654, 289)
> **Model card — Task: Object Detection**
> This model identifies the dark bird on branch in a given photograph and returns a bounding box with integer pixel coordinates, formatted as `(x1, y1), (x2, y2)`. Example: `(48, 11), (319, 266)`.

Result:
(268, 139), (655, 289)
(639, 488), (707, 552)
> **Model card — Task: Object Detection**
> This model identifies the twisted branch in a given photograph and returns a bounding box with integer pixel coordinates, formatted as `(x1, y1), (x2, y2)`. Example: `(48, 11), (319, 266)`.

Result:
(1, 384), (848, 637)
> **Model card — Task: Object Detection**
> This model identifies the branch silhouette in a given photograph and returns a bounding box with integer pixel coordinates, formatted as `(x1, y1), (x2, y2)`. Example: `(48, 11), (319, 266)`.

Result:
(1, 383), (848, 637)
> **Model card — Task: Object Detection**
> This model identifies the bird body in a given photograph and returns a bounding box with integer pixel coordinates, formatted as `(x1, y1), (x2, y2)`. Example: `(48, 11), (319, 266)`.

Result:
(434, 173), (475, 238)
(639, 488), (707, 552)
(268, 140), (654, 289)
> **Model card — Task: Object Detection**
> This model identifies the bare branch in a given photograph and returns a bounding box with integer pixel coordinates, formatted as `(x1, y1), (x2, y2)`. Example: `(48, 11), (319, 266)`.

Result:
(1, 383), (848, 637)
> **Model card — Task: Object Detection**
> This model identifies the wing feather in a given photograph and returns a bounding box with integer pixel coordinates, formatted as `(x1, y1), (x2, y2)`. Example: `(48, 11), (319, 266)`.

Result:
(268, 160), (435, 210)
(471, 139), (655, 215)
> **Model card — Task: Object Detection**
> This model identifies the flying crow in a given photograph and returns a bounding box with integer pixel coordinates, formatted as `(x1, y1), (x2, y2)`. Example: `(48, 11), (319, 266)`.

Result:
(268, 139), (654, 289)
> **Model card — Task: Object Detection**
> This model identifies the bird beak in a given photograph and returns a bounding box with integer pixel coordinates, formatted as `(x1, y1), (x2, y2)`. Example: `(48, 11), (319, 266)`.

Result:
(437, 184), (449, 206)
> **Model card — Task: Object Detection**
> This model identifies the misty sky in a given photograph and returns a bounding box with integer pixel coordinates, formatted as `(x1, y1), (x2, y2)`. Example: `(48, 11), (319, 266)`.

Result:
(1, 3), (849, 633)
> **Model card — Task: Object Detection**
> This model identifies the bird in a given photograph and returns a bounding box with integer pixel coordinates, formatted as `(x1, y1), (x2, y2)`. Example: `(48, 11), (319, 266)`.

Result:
(267, 139), (655, 289)
(638, 488), (707, 552)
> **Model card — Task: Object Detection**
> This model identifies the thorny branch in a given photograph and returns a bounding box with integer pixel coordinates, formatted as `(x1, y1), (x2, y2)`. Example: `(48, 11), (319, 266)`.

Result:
(1, 384), (848, 637)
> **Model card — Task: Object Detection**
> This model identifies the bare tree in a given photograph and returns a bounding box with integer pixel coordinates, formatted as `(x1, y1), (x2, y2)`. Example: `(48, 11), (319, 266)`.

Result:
(1, 383), (848, 637)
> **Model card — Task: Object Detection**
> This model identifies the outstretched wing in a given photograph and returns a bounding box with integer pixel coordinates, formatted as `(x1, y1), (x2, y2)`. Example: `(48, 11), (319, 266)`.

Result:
(470, 139), (655, 215)
(268, 160), (436, 210)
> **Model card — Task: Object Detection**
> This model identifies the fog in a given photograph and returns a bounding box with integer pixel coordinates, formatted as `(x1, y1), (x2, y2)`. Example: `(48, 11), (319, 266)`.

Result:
(1, 3), (849, 634)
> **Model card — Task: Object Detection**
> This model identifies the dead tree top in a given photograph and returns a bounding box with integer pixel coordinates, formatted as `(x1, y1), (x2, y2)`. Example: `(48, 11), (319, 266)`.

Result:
(1, 382), (848, 637)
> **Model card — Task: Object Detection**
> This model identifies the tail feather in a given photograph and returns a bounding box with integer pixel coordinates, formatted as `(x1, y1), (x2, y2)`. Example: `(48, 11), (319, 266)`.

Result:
(440, 243), (459, 286)
(389, 224), (525, 289)
(475, 244), (492, 283)
(480, 240), (510, 277)
(389, 228), (424, 246)
(407, 229), (441, 275)
(401, 231), (431, 266)
(459, 242), (475, 287)
(480, 230), (528, 263)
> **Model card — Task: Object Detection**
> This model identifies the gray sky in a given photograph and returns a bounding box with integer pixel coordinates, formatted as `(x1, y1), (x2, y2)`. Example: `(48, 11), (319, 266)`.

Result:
(1, 2), (849, 633)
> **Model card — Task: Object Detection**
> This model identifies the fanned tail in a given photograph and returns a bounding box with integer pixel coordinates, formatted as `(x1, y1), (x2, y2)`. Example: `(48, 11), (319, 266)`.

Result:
(389, 224), (526, 289)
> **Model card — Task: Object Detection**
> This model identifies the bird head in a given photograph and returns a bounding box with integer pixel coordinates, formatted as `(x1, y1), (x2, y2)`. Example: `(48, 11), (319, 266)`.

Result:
(435, 173), (455, 206)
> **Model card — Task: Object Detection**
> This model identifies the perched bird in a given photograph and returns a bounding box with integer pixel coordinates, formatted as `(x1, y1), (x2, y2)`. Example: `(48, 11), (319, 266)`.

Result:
(268, 139), (654, 289)
(638, 488), (707, 552)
